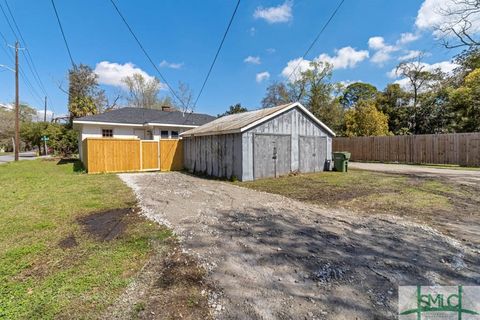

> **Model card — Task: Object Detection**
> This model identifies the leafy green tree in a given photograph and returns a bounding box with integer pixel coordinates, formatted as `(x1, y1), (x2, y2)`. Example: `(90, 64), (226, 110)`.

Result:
(395, 59), (443, 133)
(340, 82), (378, 108)
(344, 100), (389, 137)
(0, 108), (14, 151)
(448, 68), (480, 132)
(218, 103), (248, 117)
(20, 122), (44, 151)
(68, 64), (105, 123)
(376, 84), (410, 134)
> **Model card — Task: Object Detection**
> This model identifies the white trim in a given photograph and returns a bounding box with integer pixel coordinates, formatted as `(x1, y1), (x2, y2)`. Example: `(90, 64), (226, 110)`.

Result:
(73, 120), (198, 129)
(145, 123), (197, 128)
(240, 102), (336, 137)
(73, 120), (144, 127)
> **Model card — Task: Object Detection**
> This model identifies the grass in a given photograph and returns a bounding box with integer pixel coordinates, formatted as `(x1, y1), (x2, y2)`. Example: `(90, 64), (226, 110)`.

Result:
(236, 169), (476, 219)
(0, 152), (12, 156)
(0, 159), (171, 319)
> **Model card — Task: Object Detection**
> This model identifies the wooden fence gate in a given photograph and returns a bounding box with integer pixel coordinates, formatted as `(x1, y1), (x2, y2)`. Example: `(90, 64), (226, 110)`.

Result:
(333, 133), (480, 166)
(82, 138), (184, 174)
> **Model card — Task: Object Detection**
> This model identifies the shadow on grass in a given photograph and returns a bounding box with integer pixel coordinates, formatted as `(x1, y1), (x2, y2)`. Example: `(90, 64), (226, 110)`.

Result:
(56, 158), (85, 173)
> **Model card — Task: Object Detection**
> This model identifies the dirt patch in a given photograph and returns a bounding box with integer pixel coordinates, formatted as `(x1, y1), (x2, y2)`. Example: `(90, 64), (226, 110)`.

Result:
(105, 238), (211, 320)
(77, 208), (135, 241)
(58, 234), (78, 249)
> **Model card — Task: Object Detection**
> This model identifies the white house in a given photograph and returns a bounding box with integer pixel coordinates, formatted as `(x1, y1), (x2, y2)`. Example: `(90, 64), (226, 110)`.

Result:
(73, 106), (216, 161)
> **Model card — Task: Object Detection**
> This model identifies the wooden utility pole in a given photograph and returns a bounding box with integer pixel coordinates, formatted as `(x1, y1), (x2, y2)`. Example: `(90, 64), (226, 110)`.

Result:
(43, 96), (48, 155)
(14, 41), (19, 162)
(44, 96), (47, 122)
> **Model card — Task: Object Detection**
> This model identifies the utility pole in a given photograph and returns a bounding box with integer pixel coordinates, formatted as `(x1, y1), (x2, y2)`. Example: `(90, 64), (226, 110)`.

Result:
(44, 96), (47, 122)
(43, 96), (48, 155)
(14, 41), (19, 162)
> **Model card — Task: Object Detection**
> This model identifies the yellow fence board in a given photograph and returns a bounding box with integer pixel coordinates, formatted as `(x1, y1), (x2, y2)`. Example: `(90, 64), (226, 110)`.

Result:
(160, 140), (183, 171)
(141, 141), (159, 170)
(83, 138), (184, 173)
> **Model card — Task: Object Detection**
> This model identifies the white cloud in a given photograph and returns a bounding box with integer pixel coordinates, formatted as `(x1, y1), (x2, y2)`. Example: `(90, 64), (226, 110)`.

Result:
(397, 32), (420, 45)
(281, 47), (369, 81)
(244, 55), (261, 64)
(256, 71), (270, 83)
(368, 36), (398, 65)
(94, 61), (159, 90)
(388, 60), (459, 88)
(159, 60), (184, 69)
(281, 57), (312, 80)
(317, 46), (369, 69)
(34, 109), (54, 122)
(253, 1), (293, 24)
(0, 103), (13, 110)
(398, 50), (423, 61)
(416, 0), (480, 38)
(266, 48), (276, 54)
(339, 80), (363, 87)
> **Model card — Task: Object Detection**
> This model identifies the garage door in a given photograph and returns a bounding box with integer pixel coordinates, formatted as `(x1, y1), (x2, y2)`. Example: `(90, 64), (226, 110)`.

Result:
(253, 134), (291, 179)
(299, 136), (327, 173)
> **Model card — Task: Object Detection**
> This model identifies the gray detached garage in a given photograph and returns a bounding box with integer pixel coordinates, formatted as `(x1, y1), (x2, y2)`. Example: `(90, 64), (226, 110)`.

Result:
(181, 102), (335, 181)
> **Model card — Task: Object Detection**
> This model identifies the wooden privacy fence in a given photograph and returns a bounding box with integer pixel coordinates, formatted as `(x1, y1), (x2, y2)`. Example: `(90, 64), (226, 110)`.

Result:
(82, 138), (184, 174)
(333, 133), (480, 166)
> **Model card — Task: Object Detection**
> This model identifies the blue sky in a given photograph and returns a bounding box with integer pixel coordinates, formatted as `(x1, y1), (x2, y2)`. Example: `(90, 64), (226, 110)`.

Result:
(0, 0), (464, 118)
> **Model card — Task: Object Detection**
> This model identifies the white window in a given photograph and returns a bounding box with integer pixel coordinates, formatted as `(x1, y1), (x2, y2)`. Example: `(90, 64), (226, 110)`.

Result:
(102, 129), (113, 137)
(171, 131), (179, 139)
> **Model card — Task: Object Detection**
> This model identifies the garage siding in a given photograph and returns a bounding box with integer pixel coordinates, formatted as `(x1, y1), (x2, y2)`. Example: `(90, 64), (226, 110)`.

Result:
(183, 134), (243, 180)
(183, 105), (334, 181)
(242, 108), (332, 181)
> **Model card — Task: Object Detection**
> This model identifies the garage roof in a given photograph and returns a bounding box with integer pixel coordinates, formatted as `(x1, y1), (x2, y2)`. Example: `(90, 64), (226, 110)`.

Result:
(181, 102), (336, 137)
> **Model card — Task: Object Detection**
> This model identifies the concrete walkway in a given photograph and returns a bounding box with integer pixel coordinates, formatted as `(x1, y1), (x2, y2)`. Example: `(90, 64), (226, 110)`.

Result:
(349, 162), (480, 186)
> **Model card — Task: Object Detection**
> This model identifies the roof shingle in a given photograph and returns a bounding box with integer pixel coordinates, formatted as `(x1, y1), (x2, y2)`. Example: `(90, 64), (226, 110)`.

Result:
(74, 107), (216, 126)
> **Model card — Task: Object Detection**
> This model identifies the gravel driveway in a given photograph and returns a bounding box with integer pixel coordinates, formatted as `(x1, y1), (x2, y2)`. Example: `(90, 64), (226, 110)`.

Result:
(119, 172), (479, 320)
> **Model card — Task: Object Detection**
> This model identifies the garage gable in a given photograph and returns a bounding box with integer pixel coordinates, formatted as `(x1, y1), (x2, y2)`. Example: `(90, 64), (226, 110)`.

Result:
(181, 102), (336, 137)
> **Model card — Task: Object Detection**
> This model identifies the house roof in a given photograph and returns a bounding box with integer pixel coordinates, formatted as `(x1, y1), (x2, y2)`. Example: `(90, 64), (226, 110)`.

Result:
(181, 102), (336, 137)
(73, 107), (216, 127)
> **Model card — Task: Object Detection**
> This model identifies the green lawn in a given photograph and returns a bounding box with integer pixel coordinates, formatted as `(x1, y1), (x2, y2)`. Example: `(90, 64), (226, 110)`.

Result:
(236, 169), (478, 220)
(0, 159), (171, 319)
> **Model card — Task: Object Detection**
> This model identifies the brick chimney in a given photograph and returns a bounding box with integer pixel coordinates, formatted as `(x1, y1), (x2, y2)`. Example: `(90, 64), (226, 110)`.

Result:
(161, 105), (171, 112)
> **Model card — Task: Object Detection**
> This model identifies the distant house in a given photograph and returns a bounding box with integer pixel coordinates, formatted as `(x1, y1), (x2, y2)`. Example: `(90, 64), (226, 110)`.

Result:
(73, 106), (216, 162)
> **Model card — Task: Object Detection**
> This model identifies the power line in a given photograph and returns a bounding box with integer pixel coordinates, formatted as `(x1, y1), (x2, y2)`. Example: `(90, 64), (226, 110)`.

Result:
(286, 0), (345, 82)
(50, 0), (75, 67)
(4, 0), (49, 97)
(192, 0), (241, 109)
(0, 1), (18, 40)
(108, 0), (187, 110)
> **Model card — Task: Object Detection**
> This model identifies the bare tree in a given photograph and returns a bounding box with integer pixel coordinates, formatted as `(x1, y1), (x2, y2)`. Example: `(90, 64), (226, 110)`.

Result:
(122, 73), (161, 109)
(436, 0), (480, 48)
(395, 56), (443, 133)
(261, 81), (291, 108)
(173, 81), (194, 113)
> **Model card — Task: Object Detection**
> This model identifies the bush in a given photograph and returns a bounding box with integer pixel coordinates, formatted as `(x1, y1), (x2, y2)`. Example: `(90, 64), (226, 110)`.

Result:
(20, 122), (78, 157)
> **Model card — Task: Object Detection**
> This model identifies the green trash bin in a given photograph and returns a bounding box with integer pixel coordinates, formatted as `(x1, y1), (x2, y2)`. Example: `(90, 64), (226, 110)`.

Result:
(333, 152), (351, 172)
